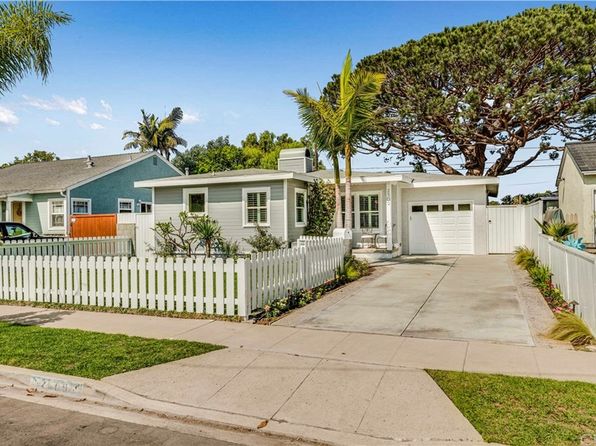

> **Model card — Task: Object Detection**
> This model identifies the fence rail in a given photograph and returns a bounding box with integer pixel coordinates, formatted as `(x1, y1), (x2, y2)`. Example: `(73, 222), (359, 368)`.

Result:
(0, 237), (133, 257)
(0, 236), (345, 318)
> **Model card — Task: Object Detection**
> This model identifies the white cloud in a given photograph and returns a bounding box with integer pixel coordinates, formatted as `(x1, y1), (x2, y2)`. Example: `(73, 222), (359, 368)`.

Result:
(94, 99), (112, 120)
(0, 106), (19, 126)
(45, 118), (61, 126)
(182, 111), (202, 124)
(90, 122), (105, 130)
(22, 94), (87, 115)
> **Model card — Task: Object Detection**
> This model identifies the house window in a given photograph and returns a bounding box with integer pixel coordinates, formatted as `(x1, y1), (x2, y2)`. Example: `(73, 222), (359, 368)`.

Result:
(48, 199), (66, 229)
(118, 198), (134, 214)
(359, 194), (380, 229)
(71, 198), (91, 215)
(341, 195), (355, 228)
(295, 188), (306, 227)
(183, 188), (208, 215)
(243, 187), (269, 226)
(139, 202), (152, 213)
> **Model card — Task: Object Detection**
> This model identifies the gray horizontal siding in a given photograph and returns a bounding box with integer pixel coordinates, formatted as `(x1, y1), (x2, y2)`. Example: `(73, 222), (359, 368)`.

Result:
(153, 180), (287, 252)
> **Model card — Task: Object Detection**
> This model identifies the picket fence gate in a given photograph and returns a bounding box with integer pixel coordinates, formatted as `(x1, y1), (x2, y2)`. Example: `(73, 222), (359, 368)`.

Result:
(0, 236), (133, 257)
(0, 236), (345, 318)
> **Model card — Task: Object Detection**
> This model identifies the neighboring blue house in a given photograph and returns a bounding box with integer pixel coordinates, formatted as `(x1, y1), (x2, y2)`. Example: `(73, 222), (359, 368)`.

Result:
(0, 152), (182, 236)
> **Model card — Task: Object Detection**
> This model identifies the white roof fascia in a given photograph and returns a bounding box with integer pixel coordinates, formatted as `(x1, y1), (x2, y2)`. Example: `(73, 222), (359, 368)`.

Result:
(406, 178), (499, 188)
(135, 172), (315, 188)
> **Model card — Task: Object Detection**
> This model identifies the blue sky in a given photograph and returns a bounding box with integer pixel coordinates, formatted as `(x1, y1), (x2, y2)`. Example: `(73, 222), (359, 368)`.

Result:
(0, 1), (587, 198)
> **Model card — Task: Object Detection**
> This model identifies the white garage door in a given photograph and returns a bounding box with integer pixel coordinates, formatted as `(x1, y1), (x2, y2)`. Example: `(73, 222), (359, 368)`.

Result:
(409, 202), (474, 254)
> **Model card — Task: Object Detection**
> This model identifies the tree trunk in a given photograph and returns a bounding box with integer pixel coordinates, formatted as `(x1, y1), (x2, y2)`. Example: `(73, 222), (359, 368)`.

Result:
(344, 147), (353, 232)
(205, 240), (211, 258)
(332, 154), (343, 229)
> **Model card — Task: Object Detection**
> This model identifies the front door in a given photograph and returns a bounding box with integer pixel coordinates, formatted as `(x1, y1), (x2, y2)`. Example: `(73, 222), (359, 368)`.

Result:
(11, 202), (23, 223)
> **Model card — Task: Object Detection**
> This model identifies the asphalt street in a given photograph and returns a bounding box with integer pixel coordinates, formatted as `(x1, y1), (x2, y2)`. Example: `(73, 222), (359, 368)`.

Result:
(0, 396), (237, 446)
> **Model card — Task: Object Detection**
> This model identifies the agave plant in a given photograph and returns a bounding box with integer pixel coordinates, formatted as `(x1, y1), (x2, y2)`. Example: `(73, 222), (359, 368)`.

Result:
(563, 235), (586, 251)
(535, 219), (577, 242)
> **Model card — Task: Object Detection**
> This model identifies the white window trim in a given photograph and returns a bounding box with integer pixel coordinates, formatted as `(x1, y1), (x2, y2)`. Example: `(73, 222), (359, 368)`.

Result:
(183, 187), (208, 215)
(117, 198), (135, 214)
(341, 190), (384, 232)
(295, 187), (307, 227)
(242, 186), (270, 227)
(70, 198), (92, 215)
(48, 198), (66, 230)
(139, 201), (152, 213)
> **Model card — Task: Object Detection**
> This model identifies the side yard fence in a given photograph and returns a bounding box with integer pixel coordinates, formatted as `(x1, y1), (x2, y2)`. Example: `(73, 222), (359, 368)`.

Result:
(0, 236), (344, 319)
(0, 237), (133, 257)
(533, 234), (596, 334)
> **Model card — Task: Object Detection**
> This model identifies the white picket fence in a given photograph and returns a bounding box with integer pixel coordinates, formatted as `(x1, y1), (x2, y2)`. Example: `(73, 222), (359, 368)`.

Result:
(0, 236), (344, 318)
(0, 237), (133, 257)
(533, 234), (596, 334)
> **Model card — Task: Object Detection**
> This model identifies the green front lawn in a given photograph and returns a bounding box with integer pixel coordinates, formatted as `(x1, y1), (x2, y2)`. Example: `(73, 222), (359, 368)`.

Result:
(0, 322), (223, 379)
(428, 370), (596, 446)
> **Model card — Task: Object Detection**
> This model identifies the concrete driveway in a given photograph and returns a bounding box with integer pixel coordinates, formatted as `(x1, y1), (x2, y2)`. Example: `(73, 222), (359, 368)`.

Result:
(277, 255), (534, 346)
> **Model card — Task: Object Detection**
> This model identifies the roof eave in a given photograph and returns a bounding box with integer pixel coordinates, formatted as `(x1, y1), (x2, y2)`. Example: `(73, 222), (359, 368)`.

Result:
(134, 171), (315, 188)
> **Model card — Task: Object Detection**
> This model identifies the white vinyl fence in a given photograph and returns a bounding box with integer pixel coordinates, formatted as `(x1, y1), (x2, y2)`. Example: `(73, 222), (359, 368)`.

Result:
(0, 237), (133, 257)
(0, 236), (344, 319)
(533, 234), (596, 334)
(117, 213), (154, 257)
(488, 202), (542, 254)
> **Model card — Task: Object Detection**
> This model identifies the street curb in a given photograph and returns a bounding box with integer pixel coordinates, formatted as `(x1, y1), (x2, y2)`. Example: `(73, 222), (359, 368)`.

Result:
(0, 364), (486, 446)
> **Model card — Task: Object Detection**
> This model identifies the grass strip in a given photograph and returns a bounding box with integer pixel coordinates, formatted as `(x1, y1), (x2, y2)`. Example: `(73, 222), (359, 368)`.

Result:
(0, 321), (224, 379)
(428, 370), (596, 446)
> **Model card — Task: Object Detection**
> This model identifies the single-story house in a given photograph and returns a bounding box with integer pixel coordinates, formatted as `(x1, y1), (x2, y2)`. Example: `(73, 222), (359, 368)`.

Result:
(136, 148), (499, 256)
(556, 140), (596, 243)
(0, 152), (182, 236)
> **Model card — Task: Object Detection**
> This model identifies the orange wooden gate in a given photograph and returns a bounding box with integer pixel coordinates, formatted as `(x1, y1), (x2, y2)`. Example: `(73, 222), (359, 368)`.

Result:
(70, 214), (117, 238)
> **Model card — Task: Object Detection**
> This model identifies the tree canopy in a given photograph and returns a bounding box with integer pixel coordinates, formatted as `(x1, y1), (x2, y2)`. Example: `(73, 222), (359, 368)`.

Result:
(172, 131), (309, 175)
(1, 149), (59, 168)
(0, 1), (71, 95)
(341, 4), (595, 176)
(122, 107), (187, 160)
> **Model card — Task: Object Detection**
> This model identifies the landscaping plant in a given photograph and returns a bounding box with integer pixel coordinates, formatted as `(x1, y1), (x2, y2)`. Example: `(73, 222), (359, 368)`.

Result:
(344, 256), (370, 281)
(243, 225), (285, 252)
(304, 179), (336, 236)
(513, 246), (538, 270)
(549, 311), (595, 347)
(562, 235), (586, 251)
(189, 215), (222, 258)
(535, 219), (577, 243)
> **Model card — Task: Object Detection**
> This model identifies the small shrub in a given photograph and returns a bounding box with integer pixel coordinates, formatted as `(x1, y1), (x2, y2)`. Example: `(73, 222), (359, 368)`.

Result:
(243, 226), (286, 252)
(344, 256), (370, 281)
(563, 235), (586, 251)
(217, 238), (240, 259)
(513, 246), (537, 270)
(528, 264), (552, 288)
(549, 311), (595, 346)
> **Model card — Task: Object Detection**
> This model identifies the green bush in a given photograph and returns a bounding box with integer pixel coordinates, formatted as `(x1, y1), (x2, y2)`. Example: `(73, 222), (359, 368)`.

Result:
(243, 226), (286, 252)
(344, 256), (370, 281)
(549, 311), (595, 346)
(304, 179), (336, 236)
(513, 246), (538, 270)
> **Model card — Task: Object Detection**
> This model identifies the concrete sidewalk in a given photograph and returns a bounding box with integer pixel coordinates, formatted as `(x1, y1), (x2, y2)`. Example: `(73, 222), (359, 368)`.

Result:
(1, 304), (593, 382)
(1, 304), (595, 445)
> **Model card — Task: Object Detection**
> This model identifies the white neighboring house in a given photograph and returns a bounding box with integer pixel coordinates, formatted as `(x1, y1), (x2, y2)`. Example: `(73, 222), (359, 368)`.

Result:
(136, 148), (499, 256)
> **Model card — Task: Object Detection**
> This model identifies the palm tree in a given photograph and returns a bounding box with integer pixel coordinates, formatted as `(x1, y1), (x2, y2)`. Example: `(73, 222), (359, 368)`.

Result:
(122, 107), (187, 160)
(284, 51), (385, 231)
(0, 1), (71, 95)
